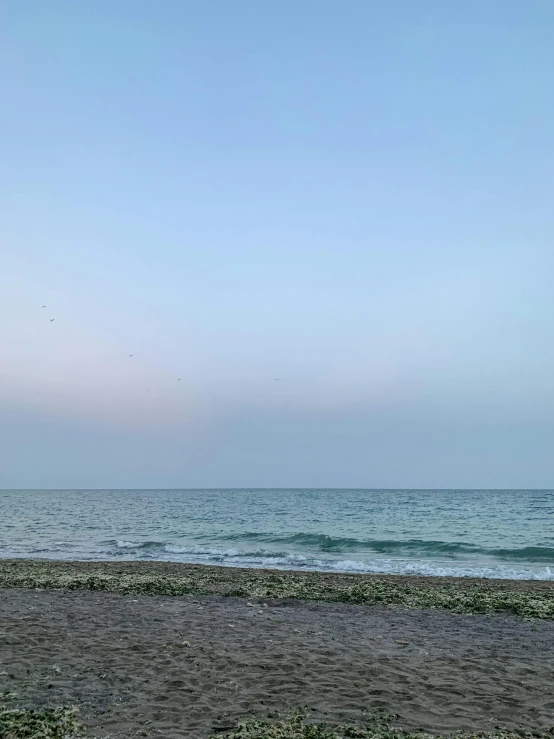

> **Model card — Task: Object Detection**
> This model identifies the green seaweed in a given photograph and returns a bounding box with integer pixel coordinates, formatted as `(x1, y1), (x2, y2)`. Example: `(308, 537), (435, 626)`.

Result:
(1, 707), (550, 739)
(0, 560), (553, 619)
(0, 706), (84, 738)
(209, 710), (553, 739)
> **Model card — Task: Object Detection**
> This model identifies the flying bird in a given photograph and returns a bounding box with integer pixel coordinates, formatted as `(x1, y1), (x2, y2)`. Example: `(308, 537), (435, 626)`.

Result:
(50, 318), (55, 322)
(129, 354), (133, 357)
(42, 305), (46, 308)
(177, 378), (181, 381)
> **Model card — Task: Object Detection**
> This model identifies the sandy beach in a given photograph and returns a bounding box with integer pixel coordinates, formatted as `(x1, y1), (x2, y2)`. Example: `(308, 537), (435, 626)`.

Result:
(1, 562), (553, 738)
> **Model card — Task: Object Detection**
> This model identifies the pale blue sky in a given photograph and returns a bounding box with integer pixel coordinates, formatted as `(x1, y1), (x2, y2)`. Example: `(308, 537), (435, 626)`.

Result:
(2, 1), (554, 488)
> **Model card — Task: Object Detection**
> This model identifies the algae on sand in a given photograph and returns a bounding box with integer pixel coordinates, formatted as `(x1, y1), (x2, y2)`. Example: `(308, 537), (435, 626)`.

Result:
(209, 710), (553, 739)
(1, 707), (551, 739)
(0, 560), (553, 620)
(0, 706), (84, 739)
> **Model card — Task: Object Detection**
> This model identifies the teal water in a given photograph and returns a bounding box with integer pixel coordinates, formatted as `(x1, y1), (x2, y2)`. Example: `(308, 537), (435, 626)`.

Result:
(0, 489), (552, 579)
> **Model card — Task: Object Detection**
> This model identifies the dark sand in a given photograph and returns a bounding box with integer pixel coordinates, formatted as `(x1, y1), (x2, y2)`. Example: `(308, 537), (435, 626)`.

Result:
(1, 586), (553, 738)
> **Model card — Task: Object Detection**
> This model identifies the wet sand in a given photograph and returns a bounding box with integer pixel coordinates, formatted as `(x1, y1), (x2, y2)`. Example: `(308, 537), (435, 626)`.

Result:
(1, 585), (554, 738)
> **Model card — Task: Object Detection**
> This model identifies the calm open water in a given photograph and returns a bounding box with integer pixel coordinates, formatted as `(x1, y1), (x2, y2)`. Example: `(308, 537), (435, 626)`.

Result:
(0, 489), (552, 579)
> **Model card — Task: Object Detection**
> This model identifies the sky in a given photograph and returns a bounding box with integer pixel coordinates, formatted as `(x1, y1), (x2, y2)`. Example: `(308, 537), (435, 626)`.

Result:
(1, 0), (554, 488)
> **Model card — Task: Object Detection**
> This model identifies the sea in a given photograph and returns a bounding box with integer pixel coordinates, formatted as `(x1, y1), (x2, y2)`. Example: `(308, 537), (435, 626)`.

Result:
(0, 489), (553, 580)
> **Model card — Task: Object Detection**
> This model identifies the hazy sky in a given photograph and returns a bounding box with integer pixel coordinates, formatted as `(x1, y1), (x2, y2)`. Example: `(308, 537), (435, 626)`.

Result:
(2, 1), (554, 488)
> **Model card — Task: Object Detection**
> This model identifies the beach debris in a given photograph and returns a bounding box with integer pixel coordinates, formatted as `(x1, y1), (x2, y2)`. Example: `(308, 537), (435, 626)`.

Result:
(395, 640), (409, 646)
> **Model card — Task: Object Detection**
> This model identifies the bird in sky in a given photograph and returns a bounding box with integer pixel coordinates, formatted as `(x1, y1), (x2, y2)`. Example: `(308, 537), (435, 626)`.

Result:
(50, 318), (55, 322)
(177, 378), (181, 381)
(42, 305), (46, 308)
(129, 354), (133, 357)
(274, 378), (280, 380)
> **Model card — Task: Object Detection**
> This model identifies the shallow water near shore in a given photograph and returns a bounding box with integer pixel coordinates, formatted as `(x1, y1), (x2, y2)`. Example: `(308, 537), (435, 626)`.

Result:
(1, 488), (553, 579)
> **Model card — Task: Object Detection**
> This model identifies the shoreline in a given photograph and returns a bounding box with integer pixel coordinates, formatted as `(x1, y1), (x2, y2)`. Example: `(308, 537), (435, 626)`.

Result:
(1, 558), (553, 618)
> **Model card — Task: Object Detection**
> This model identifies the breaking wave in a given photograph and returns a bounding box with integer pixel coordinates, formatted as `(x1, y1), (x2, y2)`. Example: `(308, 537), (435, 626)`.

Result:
(83, 538), (554, 580)
(216, 532), (554, 561)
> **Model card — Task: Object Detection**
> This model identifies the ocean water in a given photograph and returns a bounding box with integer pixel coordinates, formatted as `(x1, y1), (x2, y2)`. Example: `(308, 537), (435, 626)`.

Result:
(0, 489), (553, 580)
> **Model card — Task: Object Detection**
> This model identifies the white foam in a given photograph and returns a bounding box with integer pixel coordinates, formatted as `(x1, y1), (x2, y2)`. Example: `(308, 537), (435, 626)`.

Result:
(326, 559), (554, 580)
(164, 544), (241, 557)
(157, 549), (554, 580)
